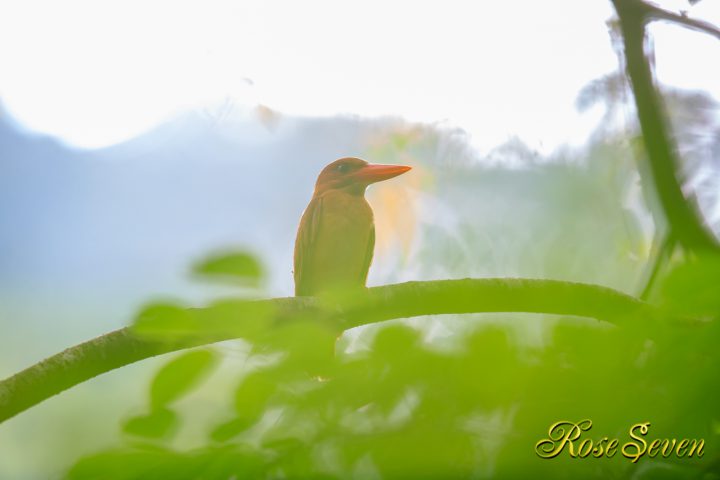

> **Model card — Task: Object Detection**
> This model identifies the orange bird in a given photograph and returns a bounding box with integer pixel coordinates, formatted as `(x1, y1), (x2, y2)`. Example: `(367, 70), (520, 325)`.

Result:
(294, 157), (411, 296)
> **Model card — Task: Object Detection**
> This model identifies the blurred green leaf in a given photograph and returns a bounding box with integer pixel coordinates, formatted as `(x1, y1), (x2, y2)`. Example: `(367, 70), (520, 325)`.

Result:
(660, 253), (720, 317)
(209, 417), (251, 443)
(67, 448), (174, 480)
(195, 298), (276, 339)
(234, 372), (277, 425)
(365, 426), (477, 478)
(132, 299), (277, 341)
(372, 324), (421, 361)
(192, 250), (264, 285)
(131, 302), (199, 339)
(122, 408), (178, 440)
(67, 446), (267, 480)
(150, 350), (218, 408)
(256, 321), (338, 377)
(266, 438), (336, 479)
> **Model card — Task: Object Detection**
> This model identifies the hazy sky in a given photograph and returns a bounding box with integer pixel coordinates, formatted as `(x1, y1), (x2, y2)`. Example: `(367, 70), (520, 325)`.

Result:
(1, 0), (718, 152)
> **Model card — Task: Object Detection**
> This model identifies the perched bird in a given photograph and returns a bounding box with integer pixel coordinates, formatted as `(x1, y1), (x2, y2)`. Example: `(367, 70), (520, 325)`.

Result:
(294, 157), (411, 296)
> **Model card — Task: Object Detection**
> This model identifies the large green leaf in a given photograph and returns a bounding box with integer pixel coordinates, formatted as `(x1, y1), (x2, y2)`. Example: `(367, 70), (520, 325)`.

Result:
(150, 350), (219, 408)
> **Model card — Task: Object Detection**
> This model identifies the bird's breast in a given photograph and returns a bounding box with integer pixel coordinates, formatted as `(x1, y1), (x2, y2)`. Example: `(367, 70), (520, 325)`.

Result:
(295, 189), (375, 295)
(313, 191), (373, 271)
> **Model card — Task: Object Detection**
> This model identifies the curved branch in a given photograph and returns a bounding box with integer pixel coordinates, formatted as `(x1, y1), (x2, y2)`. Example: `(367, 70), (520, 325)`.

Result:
(0, 278), (656, 425)
(611, 0), (720, 252)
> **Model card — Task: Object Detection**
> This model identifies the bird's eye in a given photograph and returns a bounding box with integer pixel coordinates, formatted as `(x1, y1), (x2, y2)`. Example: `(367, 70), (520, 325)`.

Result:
(336, 163), (348, 173)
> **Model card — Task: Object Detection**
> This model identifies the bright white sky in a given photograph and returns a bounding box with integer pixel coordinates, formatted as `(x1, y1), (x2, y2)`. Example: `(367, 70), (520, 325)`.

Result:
(0, 0), (718, 152)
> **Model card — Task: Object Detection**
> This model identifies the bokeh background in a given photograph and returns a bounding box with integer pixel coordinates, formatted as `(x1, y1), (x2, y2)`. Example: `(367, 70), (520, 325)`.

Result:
(1, 0), (720, 478)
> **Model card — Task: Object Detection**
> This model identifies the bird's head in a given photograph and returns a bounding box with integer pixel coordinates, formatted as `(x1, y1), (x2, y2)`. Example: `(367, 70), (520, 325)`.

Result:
(314, 157), (411, 195)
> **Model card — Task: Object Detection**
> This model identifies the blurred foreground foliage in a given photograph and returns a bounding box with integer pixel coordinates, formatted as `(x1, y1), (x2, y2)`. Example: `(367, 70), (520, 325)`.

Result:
(65, 253), (720, 480)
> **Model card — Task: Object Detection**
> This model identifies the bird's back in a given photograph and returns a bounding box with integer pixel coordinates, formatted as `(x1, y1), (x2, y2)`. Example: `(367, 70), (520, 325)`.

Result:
(294, 189), (375, 296)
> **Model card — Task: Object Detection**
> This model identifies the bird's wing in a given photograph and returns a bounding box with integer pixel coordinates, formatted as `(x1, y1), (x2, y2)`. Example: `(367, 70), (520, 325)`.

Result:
(359, 224), (375, 286)
(294, 196), (323, 296)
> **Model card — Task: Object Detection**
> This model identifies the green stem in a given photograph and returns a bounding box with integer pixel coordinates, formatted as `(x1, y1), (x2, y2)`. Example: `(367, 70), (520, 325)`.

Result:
(0, 278), (654, 425)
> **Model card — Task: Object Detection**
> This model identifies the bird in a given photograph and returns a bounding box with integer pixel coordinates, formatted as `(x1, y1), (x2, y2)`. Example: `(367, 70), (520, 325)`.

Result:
(293, 157), (411, 296)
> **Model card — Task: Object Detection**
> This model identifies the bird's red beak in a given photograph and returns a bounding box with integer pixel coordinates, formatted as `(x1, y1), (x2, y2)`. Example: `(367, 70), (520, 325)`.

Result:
(354, 164), (412, 184)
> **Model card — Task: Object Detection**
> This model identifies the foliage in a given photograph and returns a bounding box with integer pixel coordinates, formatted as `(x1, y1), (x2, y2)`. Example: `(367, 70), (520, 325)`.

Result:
(192, 251), (265, 287)
(65, 258), (720, 478)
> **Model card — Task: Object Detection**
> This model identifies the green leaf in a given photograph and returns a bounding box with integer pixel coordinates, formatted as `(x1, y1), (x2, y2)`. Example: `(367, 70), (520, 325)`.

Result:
(192, 251), (264, 285)
(132, 302), (199, 339)
(67, 446), (267, 480)
(234, 372), (277, 424)
(256, 321), (338, 376)
(122, 407), (178, 440)
(660, 253), (720, 317)
(195, 298), (276, 339)
(150, 350), (219, 408)
(133, 299), (277, 341)
(372, 324), (421, 360)
(209, 417), (252, 442)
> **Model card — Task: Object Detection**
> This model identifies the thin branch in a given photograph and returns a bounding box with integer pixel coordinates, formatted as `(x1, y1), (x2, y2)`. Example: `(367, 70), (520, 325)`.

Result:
(0, 278), (656, 425)
(611, 0), (720, 252)
(643, 1), (720, 41)
(639, 234), (676, 300)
